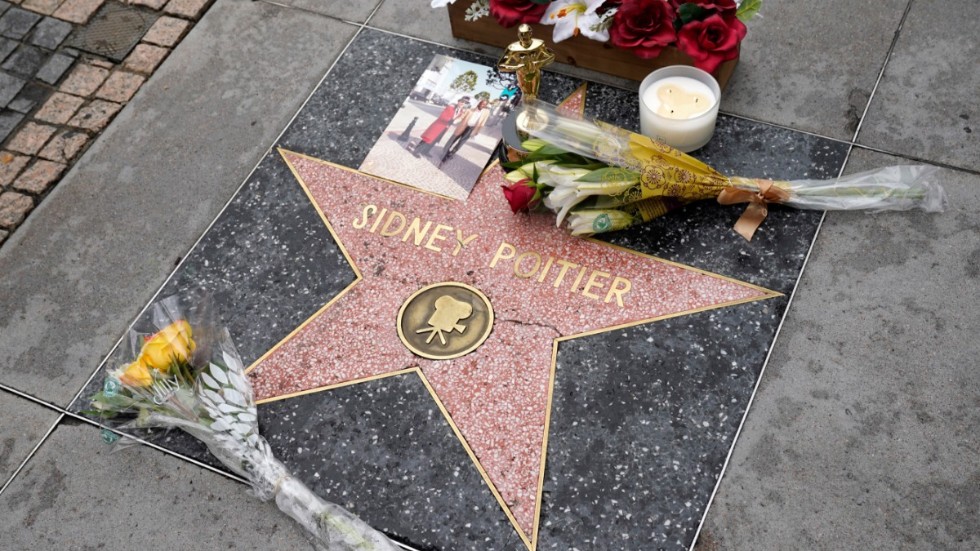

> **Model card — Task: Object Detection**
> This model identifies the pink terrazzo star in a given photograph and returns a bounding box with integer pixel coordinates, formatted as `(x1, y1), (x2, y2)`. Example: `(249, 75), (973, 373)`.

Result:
(248, 150), (778, 548)
(556, 82), (587, 119)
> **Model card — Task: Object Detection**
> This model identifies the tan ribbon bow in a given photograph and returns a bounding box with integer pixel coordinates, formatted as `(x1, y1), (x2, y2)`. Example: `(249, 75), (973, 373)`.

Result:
(717, 179), (791, 241)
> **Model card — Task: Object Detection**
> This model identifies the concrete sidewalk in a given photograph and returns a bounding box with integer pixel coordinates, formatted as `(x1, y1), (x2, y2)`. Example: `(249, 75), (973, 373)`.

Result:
(1, 0), (977, 549)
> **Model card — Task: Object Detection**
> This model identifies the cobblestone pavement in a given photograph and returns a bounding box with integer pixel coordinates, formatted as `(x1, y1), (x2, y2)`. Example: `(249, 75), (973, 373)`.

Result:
(0, 0), (210, 245)
(359, 99), (504, 200)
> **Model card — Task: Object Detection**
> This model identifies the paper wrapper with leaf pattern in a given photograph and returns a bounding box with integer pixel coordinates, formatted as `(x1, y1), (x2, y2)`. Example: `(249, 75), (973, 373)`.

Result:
(88, 295), (399, 551)
(505, 100), (946, 239)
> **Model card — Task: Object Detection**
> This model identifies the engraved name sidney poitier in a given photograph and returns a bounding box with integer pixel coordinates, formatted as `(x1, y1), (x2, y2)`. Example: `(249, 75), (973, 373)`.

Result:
(352, 203), (633, 308)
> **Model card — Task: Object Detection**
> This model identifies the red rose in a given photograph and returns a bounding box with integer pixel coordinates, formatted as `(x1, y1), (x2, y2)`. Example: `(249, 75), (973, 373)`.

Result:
(677, 13), (746, 73)
(670, 0), (737, 17)
(489, 0), (548, 28)
(502, 179), (538, 212)
(610, 0), (677, 60)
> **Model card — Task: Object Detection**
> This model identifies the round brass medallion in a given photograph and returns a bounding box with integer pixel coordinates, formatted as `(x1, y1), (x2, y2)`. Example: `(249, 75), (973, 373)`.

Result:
(397, 282), (494, 360)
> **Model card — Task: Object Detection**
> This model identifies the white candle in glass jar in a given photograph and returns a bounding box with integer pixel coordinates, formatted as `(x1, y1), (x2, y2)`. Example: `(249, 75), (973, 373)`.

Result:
(638, 66), (721, 152)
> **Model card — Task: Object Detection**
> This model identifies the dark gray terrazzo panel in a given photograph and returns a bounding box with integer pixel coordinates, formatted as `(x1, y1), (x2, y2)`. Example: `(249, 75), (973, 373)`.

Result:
(260, 374), (527, 550)
(69, 149), (352, 391)
(71, 28), (849, 551)
(279, 30), (513, 166)
(70, 152), (355, 464)
(155, 152), (355, 365)
(539, 300), (783, 550)
(543, 67), (847, 293)
(601, 118), (847, 294)
(280, 29), (847, 293)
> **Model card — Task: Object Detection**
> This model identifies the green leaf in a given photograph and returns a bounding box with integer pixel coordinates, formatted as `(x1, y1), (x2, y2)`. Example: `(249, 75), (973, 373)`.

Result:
(524, 144), (570, 157)
(677, 3), (706, 25)
(522, 138), (548, 152)
(90, 391), (140, 410)
(78, 408), (118, 418)
(736, 0), (762, 22)
(575, 167), (638, 184)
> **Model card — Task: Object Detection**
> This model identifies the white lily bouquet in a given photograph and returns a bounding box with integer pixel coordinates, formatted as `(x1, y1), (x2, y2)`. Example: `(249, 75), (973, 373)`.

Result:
(87, 295), (398, 551)
(500, 100), (948, 240)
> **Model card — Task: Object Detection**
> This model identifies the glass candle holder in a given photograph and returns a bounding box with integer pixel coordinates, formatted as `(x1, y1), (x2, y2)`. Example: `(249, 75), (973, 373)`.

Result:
(638, 65), (721, 153)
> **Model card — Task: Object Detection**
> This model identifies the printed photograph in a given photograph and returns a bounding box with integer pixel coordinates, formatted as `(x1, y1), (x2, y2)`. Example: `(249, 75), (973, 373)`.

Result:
(359, 54), (519, 200)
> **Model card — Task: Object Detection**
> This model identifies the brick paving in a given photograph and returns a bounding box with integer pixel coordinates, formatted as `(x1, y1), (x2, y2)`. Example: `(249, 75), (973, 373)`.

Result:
(0, 0), (215, 246)
(95, 69), (143, 101)
(123, 42), (166, 73)
(141, 15), (186, 46)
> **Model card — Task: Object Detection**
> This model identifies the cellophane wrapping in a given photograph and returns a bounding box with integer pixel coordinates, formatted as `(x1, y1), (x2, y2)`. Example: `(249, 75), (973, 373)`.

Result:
(89, 295), (399, 551)
(511, 100), (946, 227)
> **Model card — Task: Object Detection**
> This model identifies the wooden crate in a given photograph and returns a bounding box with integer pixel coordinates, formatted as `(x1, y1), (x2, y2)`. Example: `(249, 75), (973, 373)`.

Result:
(447, 2), (737, 90)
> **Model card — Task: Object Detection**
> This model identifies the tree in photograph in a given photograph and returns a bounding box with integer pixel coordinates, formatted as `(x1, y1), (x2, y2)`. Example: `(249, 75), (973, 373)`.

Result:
(450, 70), (478, 93)
(474, 91), (491, 102)
(484, 68), (516, 90)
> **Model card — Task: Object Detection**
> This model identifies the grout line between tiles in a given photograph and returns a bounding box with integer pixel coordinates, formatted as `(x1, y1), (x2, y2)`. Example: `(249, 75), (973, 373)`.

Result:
(361, 23), (637, 93)
(0, 387), (235, 499)
(360, 24), (862, 145)
(326, 23), (976, 178)
(0, 385), (422, 548)
(850, 0), (916, 144)
(0, 383), (68, 415)
(62, 410), (252, 484)
(689, 213), (838, 550)
(691, 134), (858, 549)
(719, 111), (854, 145)
(49, 17), (421, 547)
(64, 19), (369, 415)
(362, 0), (388, 27)
(35, 6), (948, 548)
(4, 390), (420, 550)
(0, 413), (64, 497)
(255, 0), (364, 25)
(849, 143), (980, 176)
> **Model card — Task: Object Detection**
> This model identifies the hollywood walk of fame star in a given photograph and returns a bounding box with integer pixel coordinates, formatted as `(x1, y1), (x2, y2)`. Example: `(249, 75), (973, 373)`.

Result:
(246, 149), (779, 549)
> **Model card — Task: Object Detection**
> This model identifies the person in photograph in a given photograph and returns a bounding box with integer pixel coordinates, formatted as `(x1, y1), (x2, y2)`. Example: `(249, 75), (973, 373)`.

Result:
(413, 96), (470, 158)
(488, 98), (512, 127)
(440, 99), (491, 164)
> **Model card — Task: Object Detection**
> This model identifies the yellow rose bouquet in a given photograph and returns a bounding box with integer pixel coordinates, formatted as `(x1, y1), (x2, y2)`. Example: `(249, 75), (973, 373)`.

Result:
(88, 295), (398, 551)
(501, 100), (947, 240)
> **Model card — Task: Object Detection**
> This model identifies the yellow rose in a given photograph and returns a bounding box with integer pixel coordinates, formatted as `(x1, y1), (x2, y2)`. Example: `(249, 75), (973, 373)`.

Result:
(118, 361), (153, 388)
(138, 320), (196, 373)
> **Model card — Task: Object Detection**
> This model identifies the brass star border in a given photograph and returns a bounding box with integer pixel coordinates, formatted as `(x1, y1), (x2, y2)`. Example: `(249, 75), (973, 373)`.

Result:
(244, 149), (781, 550)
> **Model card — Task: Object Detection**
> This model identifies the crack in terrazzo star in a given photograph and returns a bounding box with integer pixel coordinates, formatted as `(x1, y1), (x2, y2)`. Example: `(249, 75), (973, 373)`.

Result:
(251, 151), (786, 551)
(497, 318), (561, 338)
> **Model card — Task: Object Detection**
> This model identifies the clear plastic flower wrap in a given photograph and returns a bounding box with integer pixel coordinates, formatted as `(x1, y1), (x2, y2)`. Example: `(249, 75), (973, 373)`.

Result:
(501, 100), (947, 239)
(88, 294), (398, 551)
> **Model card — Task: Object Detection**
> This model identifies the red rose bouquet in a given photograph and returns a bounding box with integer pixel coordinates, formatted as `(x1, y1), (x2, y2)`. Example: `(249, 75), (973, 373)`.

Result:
(432, 0), (762, 73)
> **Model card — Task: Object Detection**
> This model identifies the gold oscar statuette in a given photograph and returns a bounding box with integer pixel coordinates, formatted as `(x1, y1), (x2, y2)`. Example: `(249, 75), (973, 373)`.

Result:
(498, 24), (555, 157)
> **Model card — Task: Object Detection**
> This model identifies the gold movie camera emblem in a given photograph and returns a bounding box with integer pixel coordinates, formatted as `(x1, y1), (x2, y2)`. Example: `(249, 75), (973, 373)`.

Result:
(397, 282), (494, 360)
